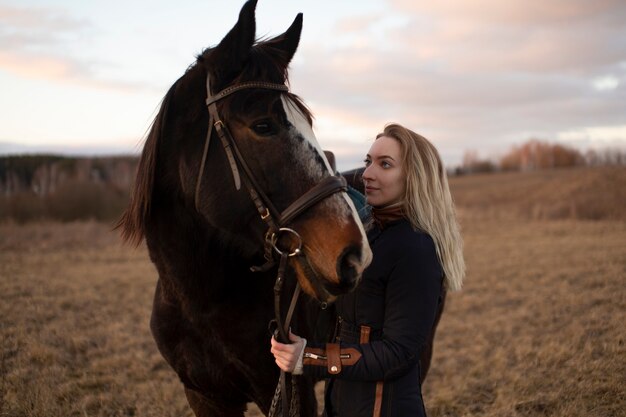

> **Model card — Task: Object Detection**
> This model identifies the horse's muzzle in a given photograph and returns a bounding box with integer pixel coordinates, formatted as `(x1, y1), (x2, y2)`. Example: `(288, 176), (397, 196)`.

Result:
(337, 246), (363, 292)
(315, 246), (363, 297)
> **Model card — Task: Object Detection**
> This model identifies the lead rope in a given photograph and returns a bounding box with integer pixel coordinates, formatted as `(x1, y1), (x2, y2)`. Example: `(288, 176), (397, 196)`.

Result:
(268, 253), (302, 417)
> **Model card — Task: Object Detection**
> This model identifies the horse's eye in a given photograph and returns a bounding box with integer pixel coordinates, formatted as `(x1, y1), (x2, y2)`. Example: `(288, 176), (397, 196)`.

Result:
(252, 121), (276, 136)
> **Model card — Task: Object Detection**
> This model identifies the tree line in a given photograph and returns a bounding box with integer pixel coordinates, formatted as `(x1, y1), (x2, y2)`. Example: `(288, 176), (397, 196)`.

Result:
(457, 139), (625, 175)
(1, 142), (624, 223)
(0, 155), (137, 223)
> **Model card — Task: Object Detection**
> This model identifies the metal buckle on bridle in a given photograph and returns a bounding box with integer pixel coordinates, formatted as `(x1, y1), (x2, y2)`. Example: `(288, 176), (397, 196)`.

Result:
(269, 228), (302, 257)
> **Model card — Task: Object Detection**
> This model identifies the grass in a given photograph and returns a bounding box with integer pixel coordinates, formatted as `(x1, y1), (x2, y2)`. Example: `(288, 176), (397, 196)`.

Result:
(0, 222), (191, 417)
(449, 166), (626, 221)
(423, 219), (625, 417)
(1, 167), (624, 416)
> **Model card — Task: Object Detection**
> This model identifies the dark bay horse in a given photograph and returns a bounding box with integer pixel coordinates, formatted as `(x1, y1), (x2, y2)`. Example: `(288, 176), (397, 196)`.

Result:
(118, 1), (371, 416)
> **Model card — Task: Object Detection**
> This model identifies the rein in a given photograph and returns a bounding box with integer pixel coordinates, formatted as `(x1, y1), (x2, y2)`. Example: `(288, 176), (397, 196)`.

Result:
(196, 74), (347, 417)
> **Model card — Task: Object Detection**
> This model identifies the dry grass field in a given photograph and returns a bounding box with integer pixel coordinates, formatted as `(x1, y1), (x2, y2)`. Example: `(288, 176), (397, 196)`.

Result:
(1, 166), (624, 416)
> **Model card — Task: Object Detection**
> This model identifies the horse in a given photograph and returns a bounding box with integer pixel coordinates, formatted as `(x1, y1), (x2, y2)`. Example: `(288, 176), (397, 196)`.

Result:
(118, 1), (372, 416)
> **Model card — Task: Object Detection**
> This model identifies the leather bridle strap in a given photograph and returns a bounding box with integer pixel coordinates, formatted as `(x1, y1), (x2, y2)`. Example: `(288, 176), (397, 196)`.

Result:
(205, 81), (290, 107)
(280, 175), (347, 226)
(194, 79), (288, 216)
(273, 254), (303, 344)
(269, 253), (302, 417)
(208, 103), (282, 233)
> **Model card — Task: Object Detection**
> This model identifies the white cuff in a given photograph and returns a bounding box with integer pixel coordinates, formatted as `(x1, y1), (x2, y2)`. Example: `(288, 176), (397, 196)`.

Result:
(292, 338), (307, 375)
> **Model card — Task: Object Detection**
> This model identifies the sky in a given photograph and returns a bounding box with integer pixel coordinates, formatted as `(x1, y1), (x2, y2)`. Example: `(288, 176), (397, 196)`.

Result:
(1, 0), (625, 170)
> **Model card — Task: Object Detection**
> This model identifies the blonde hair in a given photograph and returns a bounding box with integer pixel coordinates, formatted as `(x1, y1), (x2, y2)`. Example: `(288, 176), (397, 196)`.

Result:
(376, 123), (465, 291)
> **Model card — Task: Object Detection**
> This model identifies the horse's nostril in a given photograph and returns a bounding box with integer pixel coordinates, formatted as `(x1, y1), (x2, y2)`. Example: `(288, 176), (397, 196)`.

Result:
(337, 247), (362, 292)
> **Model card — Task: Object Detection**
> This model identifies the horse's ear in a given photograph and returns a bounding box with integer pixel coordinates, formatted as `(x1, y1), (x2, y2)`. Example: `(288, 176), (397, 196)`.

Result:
(207, 0), (257, 89)
(266, 13), (303, 66)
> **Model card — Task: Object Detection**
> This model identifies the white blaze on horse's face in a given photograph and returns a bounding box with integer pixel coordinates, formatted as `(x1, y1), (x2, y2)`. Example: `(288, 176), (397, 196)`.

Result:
(280, 96), (365, 227)
(280, 97), (334, 175)
(280, 96), (373, 298)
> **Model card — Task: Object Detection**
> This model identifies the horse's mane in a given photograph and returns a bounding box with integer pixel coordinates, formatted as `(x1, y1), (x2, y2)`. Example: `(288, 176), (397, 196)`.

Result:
(117, 80), (178, 246)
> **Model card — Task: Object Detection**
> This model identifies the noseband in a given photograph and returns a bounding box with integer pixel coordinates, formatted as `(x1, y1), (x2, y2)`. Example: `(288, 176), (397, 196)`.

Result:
(195, 74), (348, 416)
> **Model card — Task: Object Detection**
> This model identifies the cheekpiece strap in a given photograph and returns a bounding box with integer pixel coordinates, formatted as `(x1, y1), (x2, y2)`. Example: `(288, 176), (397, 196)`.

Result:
(195, 74), (288, 214)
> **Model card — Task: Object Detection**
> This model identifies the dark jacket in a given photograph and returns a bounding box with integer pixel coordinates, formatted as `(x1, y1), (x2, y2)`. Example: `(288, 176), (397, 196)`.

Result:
(303, 219), (443, 417)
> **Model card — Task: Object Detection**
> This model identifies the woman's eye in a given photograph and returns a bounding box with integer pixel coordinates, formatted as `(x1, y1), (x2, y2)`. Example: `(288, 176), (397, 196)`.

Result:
(252, 121), (275, 136)
(364, 159), (371, 167)
(382, 161), (391, 168)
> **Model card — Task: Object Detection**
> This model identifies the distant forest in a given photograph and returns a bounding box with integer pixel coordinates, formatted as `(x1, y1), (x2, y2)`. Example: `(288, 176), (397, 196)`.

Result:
(1, 139), (624, 223)
(0, 155), (137, 223)
(457, 139), (625, 175)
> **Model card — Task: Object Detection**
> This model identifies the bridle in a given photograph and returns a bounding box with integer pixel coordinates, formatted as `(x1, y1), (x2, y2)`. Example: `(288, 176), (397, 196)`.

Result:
(195, 74), (349, 416)
(195, 75), (348, 274)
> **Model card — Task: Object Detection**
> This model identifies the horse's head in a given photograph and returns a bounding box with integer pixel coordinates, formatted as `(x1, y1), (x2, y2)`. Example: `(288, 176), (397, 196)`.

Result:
(120, 0), (371, 301)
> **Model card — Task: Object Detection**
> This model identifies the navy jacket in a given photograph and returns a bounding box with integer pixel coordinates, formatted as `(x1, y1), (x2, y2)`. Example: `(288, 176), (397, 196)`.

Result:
(303, 219), (443, 417)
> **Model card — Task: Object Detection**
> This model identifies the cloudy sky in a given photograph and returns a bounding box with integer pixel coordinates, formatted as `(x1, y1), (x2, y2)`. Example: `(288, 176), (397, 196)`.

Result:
(1, 0), (625, 170)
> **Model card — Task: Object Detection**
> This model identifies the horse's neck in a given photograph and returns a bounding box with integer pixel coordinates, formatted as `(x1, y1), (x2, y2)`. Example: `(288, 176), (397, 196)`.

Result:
(146, 202), (265, 305)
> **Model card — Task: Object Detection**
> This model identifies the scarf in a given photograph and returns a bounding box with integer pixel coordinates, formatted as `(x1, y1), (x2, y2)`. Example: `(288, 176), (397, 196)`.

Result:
(371, 201), (405, 229)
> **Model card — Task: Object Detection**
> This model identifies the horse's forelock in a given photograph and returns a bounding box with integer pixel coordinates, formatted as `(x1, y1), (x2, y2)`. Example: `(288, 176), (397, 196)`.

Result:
(284, 93), (313, 126)
(203, 41), (313, 126)
(199, 40), (312, 119)
(249, 42), (314, 123)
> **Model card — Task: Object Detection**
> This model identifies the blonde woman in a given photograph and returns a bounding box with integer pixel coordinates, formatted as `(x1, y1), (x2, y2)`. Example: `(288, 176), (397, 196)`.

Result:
(271, 123), (465, 417)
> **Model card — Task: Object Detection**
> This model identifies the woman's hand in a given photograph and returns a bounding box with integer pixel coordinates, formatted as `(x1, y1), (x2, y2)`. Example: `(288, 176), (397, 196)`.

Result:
(270, 331), (306, 373)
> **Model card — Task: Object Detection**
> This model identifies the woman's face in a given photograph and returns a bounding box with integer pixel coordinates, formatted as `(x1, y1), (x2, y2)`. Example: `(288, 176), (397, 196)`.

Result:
(362, 135), (405, 207)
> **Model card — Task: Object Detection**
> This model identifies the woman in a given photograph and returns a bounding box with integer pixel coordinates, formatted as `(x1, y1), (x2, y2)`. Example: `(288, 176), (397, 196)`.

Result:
(271, 123), (465, 416)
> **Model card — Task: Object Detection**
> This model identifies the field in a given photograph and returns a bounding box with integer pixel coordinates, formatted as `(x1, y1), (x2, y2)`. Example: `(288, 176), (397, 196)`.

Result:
(1, 166), (625, 416)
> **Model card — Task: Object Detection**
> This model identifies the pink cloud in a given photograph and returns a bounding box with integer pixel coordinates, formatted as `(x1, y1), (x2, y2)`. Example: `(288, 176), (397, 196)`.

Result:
(0, 5), (93, 79)
(0, 5), (157, 94)
(380, 0), (626, 73)
(388, 0), (626, 26)
(0, 51), (81, 80)
(0, 5), (88, 48)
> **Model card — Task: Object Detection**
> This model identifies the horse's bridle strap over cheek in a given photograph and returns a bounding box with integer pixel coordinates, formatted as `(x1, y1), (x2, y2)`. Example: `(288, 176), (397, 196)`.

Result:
(195, 79), (288, 210)
(212, 115), (242, 190)
(279, 176), (347, 226)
